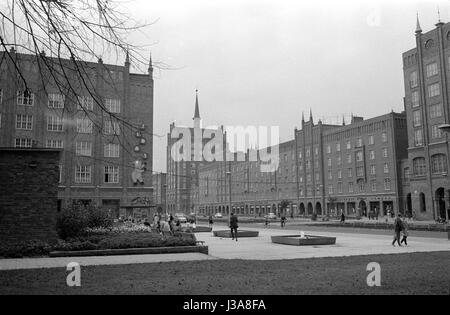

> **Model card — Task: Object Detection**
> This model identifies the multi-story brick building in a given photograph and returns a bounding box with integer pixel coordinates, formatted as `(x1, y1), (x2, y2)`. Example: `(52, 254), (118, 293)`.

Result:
(0, 49), (154, 216)
(195, 111), (408, 218)
(401, 17), (450, 221)
(166, 91), (226, 214)
(320, 112), (408, 218)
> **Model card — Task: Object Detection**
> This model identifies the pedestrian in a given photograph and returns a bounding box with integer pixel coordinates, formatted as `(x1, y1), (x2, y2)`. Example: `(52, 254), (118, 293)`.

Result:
(400, 217), (409, 246)
(175, 220), (181, 232)
(229, 212), (239, 241)
(264, 216), (269, 228)
(208, 215), (214, 228)
(340, 211), (345, 223)
(392, 214), (403, 247)
(280, 215), (286, 228)
(168, 213), (174, 233)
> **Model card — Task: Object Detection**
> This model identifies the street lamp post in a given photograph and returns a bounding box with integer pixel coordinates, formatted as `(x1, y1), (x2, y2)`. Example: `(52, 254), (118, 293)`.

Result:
(226, 166), (232, 226)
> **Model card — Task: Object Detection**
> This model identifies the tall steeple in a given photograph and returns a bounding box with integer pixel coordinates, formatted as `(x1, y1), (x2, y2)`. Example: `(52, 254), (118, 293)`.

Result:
(309, 108), (313, 122)
(193, 89), (201, 129)
(302, 111), (305, 123)
(148, 52), (153, 77)
(193, 89), (200, 119)
(415, 13), (422, 34)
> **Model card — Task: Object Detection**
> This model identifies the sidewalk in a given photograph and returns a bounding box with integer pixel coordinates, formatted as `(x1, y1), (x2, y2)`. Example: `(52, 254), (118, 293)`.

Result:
(197, 225), (450, 260)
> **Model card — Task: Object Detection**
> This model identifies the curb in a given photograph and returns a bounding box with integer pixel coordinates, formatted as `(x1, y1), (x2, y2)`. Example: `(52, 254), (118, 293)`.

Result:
(49, 245), (208, 258)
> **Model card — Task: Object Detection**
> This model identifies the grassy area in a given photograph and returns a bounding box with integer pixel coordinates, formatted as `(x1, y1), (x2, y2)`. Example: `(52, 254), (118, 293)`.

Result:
(0, 252), (449, 294)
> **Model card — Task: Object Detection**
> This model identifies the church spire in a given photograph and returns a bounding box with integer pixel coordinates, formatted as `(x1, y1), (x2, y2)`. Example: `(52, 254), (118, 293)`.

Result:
(148, 52), (153, 76)
(415, 13), (422, 34)
(193, 89), (200, 120)
(309, 108), (313, 122)
(302, 111), (305, 122)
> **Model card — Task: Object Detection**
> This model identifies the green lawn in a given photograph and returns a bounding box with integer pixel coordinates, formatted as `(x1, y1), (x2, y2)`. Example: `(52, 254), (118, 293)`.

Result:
(0, 252), (449, 295)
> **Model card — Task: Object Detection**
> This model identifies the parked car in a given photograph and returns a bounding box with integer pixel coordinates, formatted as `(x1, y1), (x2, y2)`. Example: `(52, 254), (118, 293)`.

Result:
(214, 212), (223, 218)
(264, 212), (277, 220)
(174, 213), (187, 223)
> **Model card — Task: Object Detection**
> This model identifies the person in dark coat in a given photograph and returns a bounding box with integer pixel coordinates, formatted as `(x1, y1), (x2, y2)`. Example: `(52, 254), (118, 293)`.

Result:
(340, 211), (345, 223)
(392, 214), (403, 246)
(229, 213), (239, 241)
(208, 215), (214, 228)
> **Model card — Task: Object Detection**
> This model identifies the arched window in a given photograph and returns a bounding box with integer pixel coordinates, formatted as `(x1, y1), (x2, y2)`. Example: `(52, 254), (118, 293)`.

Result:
(431, 154), (448, 174)
(413, 157), (426, 176)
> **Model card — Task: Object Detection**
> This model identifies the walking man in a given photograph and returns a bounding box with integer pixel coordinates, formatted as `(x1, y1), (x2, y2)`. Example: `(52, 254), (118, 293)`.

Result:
(280, 215), (286, 228)
(392, 214), (404, 247)
(230, 212), (239, 241)
(208, 215), (214, 228)
(401, 216), (409, 246)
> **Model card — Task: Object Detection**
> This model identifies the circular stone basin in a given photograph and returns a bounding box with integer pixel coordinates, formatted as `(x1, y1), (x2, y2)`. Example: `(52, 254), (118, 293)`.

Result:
(271, 235), (336, 246)
(213, 230), (259, 238)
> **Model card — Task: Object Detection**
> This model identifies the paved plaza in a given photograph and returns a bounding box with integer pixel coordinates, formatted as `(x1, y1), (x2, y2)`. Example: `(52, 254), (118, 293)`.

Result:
(196, 225), (450, 260)
(0, 225), (448, 271)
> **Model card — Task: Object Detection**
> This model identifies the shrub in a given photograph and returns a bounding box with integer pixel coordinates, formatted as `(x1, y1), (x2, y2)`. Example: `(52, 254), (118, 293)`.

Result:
(87, 207), (113, 229)
(0, 240), (52, 258)
(56, 203), (89, 239)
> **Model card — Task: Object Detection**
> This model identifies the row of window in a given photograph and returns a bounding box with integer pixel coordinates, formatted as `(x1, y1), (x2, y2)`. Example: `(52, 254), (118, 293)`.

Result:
(13, 91), (121, 113)
(413, 125), (444, 147)
(13, 114), (121, 135)
(412, 155), (448, 176)
(328, 179), (392, 194)
(73, 165), (120, 184)
(325, 133), (388, 155)
(299, 178), (392, 196)
(15, 137), (120, 157)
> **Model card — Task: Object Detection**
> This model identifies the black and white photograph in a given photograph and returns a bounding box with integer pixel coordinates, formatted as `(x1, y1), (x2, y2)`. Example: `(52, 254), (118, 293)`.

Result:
(0, 0), (449, 301)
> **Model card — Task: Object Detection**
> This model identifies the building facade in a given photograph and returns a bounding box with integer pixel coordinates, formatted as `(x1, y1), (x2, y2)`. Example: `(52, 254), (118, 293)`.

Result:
(166, 91), (226, 214)
(0, 49), (154, 216)
(401, 18), (450, 221)
(194, 111), (408, 219)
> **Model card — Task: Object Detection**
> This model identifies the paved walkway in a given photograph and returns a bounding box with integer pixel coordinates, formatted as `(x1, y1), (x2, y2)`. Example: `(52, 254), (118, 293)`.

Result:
(0, 225), (448, 270)
(196, 225), (450, 260)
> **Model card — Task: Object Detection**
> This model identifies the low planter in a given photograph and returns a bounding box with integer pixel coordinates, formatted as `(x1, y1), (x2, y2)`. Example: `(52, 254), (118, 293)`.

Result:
(193, 226), (212, 233)
(213, 230), (259, 238)
(271, 235), (336, 246)
(49, 245), (208, 257)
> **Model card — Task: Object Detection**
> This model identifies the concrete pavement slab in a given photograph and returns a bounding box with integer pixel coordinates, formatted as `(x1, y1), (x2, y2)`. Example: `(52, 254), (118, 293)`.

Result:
(197, 225), (450, 260)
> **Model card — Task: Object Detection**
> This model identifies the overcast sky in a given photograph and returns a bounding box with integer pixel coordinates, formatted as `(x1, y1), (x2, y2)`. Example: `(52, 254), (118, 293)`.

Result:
(126, 0), (449, 172)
